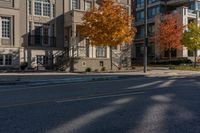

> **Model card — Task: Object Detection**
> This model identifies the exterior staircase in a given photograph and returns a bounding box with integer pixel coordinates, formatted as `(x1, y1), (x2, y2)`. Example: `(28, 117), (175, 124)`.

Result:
(112, 44), (132, 70)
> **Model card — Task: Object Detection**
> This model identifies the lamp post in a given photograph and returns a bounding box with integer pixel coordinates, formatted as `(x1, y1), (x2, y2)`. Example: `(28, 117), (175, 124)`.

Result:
(144, 0), (148, 73)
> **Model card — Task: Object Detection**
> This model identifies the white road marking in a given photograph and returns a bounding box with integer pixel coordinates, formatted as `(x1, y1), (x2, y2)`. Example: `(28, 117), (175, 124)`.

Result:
(0, 91), (144, 108)
(126, 81), (163, 90)
(56, 91), (145, 103)
(158, 80), (176, 88)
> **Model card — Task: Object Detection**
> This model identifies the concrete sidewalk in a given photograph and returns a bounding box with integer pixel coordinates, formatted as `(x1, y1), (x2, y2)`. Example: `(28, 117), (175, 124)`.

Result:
(0, 69), (200, 86)
(0, 75), (134, 86)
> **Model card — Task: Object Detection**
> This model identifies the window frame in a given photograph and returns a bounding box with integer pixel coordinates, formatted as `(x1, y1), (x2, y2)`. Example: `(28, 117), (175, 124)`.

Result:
(96, 46), (107, 58)
(0, 17), (11, 39)
(0, 54), (12, 66)
(71, 0), (80, 10)
(34, 0), (51, 17)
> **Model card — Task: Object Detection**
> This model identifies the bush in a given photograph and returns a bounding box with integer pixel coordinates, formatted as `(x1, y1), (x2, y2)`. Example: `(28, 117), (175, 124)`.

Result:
(94, 69), (99, 72)
(150, 58), (192, 65)
(85, 67), (92, 72)
(101, 67), (106, 71)
(170, 66), (200, 71)
(20, 62), (28, 70)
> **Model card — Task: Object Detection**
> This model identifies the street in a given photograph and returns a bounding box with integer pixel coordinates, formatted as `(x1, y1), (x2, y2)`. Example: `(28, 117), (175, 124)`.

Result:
(0, 74), (200, 133)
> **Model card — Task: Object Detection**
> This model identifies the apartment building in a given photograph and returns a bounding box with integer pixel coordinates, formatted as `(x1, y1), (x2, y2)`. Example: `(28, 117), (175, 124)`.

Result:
(133, 0), (200, 62)
(0, 0), (132, 71)
(0, 0), (20, 69)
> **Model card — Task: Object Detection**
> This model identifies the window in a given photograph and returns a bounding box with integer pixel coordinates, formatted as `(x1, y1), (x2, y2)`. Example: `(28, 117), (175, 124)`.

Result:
(136, 26), (145, 39)
(148, 24), (155, 36)
(188, 50), (194, 57)
(85, 1), (92, 11)
(148, 0), (159, 4)
(136, 0), (144, 8)
(43, 3), (51, 16)
(148, 6), (160, 18)
(5, 55), (12, 65)
(0, 55), (3, 65)
(29, 21), (32, 34)
(35, 1), (42, 15)
(96, 47), (106, 58)
(37, 55), (48, 65)
(1, 17), (10, 38)
(136, 10), (144, 21)
(43, 25), (49, 45)
(34, 24), (42, 45)
(0, 54), (12, 66)
(53, 4), (55, 17)
(29, 0), (32, 15)
(71, 0), (80, 10)
(34, 0), (51, 17)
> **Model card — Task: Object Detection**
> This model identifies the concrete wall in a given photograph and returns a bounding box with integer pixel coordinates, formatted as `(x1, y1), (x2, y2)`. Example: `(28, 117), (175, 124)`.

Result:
(74, 58), (112, 72)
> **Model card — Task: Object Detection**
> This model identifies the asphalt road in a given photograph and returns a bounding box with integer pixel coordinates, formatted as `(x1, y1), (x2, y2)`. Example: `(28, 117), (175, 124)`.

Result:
(0, 75), (200, 133)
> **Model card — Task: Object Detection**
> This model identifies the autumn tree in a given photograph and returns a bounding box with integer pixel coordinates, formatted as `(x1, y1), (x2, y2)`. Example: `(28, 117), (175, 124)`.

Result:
(80, 0), (136, 70)
(155, 13), (183, 61)
(181, 23), (200, 68)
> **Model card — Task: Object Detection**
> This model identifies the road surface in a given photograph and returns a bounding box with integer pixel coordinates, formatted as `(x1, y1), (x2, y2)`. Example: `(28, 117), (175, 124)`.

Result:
(0, 75), (200, 133)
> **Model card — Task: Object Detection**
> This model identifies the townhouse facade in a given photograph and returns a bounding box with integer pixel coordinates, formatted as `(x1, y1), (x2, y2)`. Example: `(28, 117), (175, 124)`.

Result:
(0, 0), (132, 71)
(133, 0), (200, 62)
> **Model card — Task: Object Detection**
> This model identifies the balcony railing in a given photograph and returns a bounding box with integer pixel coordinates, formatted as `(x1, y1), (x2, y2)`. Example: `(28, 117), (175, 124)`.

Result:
(28, 35), (56, 47)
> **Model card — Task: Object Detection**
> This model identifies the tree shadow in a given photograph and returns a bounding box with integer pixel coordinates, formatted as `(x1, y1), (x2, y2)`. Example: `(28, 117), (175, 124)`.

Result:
(0, 75), (200, 133)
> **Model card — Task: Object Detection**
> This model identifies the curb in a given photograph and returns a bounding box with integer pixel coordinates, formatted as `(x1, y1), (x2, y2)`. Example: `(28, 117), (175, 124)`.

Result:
(0, 76), (125, 86)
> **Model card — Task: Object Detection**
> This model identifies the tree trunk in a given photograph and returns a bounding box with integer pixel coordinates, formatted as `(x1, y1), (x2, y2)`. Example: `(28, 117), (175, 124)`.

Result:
(70, 46), (74, 72)
(194, 49), (197, 68)
(110, 46), (113, 70)
(169, 48), (172, 65)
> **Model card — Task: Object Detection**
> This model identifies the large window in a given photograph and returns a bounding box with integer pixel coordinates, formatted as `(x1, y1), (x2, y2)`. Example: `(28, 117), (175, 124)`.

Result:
(34, 0), (51, 17)
(43, 3), (51, 16)
(148, 0), (159, 4)
(1, 17), (10, 38)
(0, 55), (3, 65)
(36, 55), (48, 65)
(0, 54), (12, 66)
(96, 47), (107, 58)
(29, 0), (32, 15)
(85, 1), (92, 11)
(136, 10), (144, 21)
(32, 23), (50, 46)
(148, 6), (160, 18)
(34, 1), (42, 15)
(136, 0), (144, 8)
(71, 0), (80, 10)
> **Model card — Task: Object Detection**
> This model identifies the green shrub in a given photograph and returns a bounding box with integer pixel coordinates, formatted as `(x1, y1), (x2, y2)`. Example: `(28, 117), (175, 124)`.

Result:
(85, 67), (92, 72)
(150, 58), (192, 65)
(101, 67), (106, 71)
(171, 66), (200, 71)
(94, 69), (99, 72)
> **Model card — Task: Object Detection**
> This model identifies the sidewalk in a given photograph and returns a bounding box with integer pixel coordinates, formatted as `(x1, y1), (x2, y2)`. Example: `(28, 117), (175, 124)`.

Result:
(0, 69), (200, 86)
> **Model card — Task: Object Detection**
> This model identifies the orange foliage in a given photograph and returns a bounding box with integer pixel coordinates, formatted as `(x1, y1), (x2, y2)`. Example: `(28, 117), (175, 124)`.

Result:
(155, 13), (183, 52)
(80, 0), (136, 46)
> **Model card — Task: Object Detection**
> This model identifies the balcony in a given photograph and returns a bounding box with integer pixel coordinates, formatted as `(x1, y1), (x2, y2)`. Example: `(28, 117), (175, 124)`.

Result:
(166, 0), (190, 6)
(64, 10), (85, 27)
(187, 9), (197, 18)
(28, 35), (56, 47)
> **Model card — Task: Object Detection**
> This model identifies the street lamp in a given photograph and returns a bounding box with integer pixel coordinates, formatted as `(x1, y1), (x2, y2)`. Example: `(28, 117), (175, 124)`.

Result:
(144, 0), (148, 73)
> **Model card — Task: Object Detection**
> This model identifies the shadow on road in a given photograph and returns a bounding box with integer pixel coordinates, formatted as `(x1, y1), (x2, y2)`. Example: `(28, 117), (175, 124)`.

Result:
(0, 75), (200, 133)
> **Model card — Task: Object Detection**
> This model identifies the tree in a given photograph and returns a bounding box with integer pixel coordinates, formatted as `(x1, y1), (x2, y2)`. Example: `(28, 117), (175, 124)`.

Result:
(181, 23), (200, 68)
(80, 0), (136, 70)
(155, 13), (183, 61)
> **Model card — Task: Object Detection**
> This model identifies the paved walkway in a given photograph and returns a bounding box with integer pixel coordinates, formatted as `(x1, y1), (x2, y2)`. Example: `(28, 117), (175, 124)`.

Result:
(0, 69), (200, 86)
